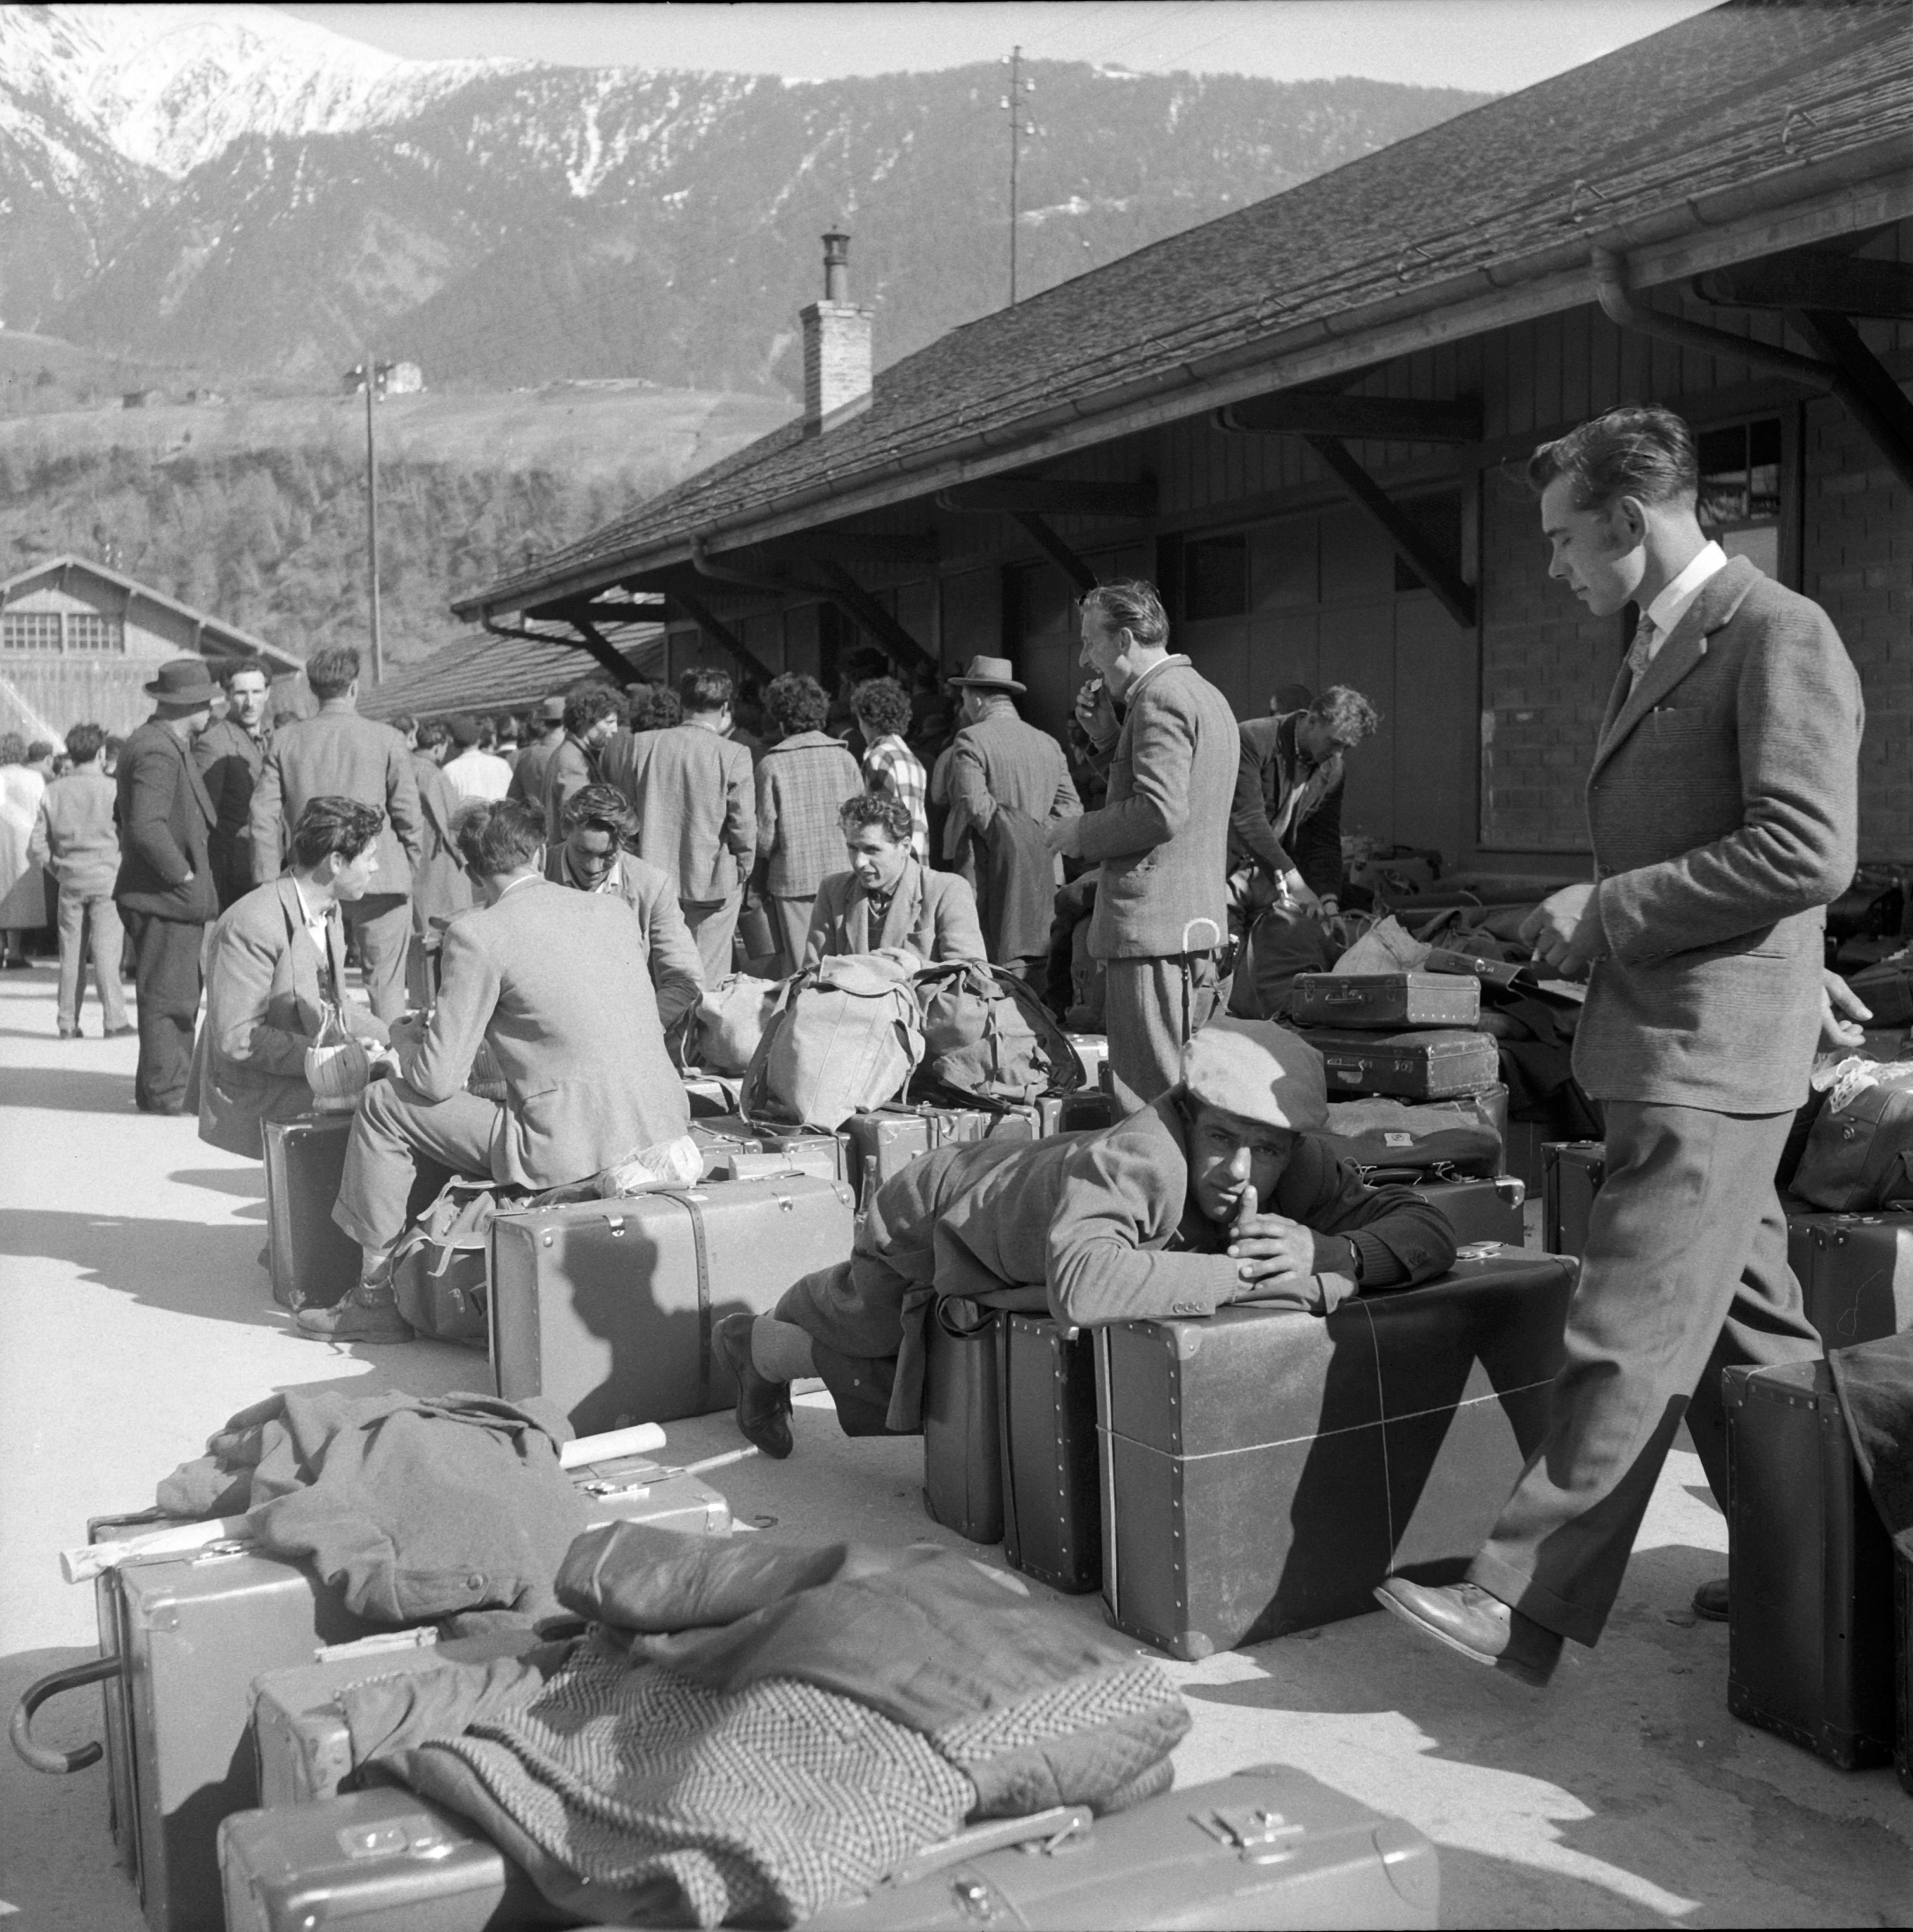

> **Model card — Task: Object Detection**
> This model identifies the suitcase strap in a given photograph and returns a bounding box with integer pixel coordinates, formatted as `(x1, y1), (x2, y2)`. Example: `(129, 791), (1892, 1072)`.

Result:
(656, 1189), (715, 1411)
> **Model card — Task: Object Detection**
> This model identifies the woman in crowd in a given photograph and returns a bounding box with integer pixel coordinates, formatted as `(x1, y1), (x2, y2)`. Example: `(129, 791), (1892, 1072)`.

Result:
(804, 792), (985, 968)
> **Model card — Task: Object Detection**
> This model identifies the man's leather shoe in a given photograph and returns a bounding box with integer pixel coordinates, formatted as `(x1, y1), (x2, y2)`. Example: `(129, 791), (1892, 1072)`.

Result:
(1375, 1577), (1563, 1687)
(1692, 1577), (1729, 1622)
(715, 1312), (792, 1459)
(294, 1277), (413, 1343)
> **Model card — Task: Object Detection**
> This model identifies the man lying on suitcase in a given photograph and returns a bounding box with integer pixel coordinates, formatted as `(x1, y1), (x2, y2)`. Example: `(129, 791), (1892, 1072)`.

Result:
(718, 1018), (1456, 1455)
(299, 797), (692, 1342)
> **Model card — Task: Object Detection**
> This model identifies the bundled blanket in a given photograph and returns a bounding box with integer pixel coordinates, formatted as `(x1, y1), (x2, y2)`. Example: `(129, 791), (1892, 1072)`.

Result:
(341, 1525), (1190, 1926)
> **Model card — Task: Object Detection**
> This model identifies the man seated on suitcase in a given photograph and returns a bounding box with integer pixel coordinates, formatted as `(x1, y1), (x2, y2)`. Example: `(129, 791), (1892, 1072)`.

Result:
(717, 1017), (1457, 1456)
(300, 797), (692, 1343)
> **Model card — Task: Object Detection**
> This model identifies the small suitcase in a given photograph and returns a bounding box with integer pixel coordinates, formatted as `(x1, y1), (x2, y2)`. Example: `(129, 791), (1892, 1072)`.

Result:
(1301, 1028), (1500, 1101)
(757, 1123), (853, 1182)
(725, 1142), (843, 1181)
(1097, 1248), (1574, 1658)
(691, 1112), (764, 1176)
(490, 1173), (856, 1432)
(1542, 1141), (1606, 1259)
(217, 1786), (572, 1932)
(998, 1312), (1102, 1593)
(1408, 1175), (1527, 1247)
(262, 1113), (358, 1312)
(1784, 1210), (1913, 1349)
(921, 1299), (1003, 1543)
(1066, 1032), (1108, 1092)
(845, 1103), (1026, 1206)
(1290, 972), (1480, 1031)
(1724, 1359), (1897, 1769)
(1037, 1088), (1120, 1136)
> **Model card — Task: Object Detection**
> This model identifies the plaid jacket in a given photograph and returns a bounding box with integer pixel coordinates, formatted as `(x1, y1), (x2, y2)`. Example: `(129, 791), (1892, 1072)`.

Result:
(755, 732), (863, 896)
(863, 734), (929, 863)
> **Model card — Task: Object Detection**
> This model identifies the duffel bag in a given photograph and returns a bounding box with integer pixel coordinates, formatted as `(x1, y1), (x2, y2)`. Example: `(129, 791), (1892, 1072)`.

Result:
(1226, 906), (1341, 1021)
(913, 959), (1085, 1106)
(693, 973), (781, 1075)
(1323, 1088), (1505, 1177)
(742, 952), (924, 1131)
(390, 1177), (516, 1347)
(1791, 1065), (1913, 1211)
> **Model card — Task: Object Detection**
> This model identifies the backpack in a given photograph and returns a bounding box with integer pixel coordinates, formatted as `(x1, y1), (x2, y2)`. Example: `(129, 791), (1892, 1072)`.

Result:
(911, 960), (1085, 1108)
(390, 1177), (518, 1348)
(693, 974), (782, 1075)
(742, 952), (925, 1131)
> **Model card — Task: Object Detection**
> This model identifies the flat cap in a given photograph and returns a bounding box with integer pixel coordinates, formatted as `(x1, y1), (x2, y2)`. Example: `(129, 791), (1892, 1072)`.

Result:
(1178, 1018), (1327, 1132)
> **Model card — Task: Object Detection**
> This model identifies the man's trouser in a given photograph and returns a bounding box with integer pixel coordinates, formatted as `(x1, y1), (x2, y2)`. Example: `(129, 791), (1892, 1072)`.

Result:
(343, 892), (411, 1023)
(683, 890), (743, 985)
(118, 907), (203, 1112)
(767, 893), (817, 979)
(58, 887), (127, 1033)
(1469, 1101), (1821, 1647)
(332, 1078), (501, 1251)
(1102, 950), (1223, 1109)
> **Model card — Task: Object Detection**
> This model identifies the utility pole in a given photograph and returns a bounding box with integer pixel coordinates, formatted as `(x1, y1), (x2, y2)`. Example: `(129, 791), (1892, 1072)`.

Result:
(350, 355), (393, 681)
(1003, 48), (1037, 305)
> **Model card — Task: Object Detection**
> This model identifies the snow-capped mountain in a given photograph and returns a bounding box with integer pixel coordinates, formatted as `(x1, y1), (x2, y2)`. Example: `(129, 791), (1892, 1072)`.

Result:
(0, 3), (1491, 393)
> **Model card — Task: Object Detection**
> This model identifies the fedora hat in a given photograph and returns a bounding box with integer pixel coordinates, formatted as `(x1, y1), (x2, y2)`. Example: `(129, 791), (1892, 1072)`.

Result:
(142, 658), (220, 709)
(947, 654), (1025, 696)
(538, 695), (566, 724)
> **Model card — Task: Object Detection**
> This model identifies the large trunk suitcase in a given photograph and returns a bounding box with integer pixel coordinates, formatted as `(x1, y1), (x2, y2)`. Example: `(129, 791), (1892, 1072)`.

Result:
(1290, 972), (1480, 1031)
(490, 1173), (856, 1433)
(1407, 1175), (1527, 1247)
(1541, 1140), (1606, 1259)
(998, 1312), (1102, 1594)
(1785, 1210), (1913, 1349)
(1301, 1028), (1500, 1101)
(262, 1114), (358, 1312)
(921, 1300), (1003, 1542)
(1097, 1249), (1574, 1659)
(1724, 1359), (1897, 1768)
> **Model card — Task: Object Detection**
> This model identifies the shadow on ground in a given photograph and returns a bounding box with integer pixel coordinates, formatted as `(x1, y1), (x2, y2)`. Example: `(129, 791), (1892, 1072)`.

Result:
(1, 1068), (144, 1113)
(0, 1209), (284, 1327)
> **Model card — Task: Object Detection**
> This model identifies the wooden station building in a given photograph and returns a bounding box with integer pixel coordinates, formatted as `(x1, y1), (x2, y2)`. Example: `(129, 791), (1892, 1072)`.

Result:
(457, 3), (1913, 875)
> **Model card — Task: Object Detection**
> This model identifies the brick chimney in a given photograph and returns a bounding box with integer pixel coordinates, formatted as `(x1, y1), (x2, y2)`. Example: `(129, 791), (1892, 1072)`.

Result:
(800, 229), (872, 435)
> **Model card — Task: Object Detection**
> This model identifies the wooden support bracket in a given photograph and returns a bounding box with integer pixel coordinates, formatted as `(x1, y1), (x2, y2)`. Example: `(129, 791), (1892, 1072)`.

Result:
(1011, 511), (1098, 596)
(1304, 436), (1476, 630)
(1787, 309), (1913, 497)
(666, 589), (778, 687)
(814, 561), (938, 674)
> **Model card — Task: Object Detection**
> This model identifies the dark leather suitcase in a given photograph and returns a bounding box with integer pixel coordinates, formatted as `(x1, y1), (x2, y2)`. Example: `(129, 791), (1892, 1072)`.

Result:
(489, 1174), (856, 1432)
(1785, 1210), (1913, 1349)
(1096, 1249), (1574, 1658)
(1066, 1032), (1108, 1092)
(690, 1112), (764, 1175)
(921, 1299), (1003, 1542)
(1541, 1140), (1605, 1259)
(1324, 1083), (1507, 1177)
(998, 1312), (1101, 1593)
(1301, 1028), (1500, 1101)
(1724, 1359), (1897, 1769)
(218, 1786), (574, 1932)
(262, 1114), (358, 1312)
(1291, 972), (1481, 1031)
(1037, 1088), (1120, 1136)
(1408, 1175), (1527, 1247)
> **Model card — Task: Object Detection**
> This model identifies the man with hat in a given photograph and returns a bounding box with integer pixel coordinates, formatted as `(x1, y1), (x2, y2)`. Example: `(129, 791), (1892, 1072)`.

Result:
(115, 658), (221, 1112)
(506, 695), (569, 821)
(945, 655), (1080, 985)
(716, 1017), (1456, 1457)
(440, 714), (513, 804)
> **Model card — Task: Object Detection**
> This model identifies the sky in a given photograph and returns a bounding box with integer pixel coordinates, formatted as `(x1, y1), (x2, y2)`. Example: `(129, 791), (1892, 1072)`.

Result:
(275, 1), (1722, 91)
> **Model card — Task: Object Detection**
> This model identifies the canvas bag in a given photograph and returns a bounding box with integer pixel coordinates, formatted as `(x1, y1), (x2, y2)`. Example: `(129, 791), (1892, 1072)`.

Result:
(390, 1177), (511, 1347)
(1322, 1092), (1504, 1177)
(693, 974), (782, 1075)
(1791, 1064), (1913, 1211)
(912, 960), (1086, 1107)
(1226, 907), (1348, 1021)
(742, 952), (925, 1131)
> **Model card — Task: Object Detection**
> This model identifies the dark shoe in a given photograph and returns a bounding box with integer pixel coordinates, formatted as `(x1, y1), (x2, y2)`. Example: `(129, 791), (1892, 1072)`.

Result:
(58, 1026), (80, 1039)
(1692, 1577), (1729, 1622)
(294, 1276), (413, 1343)
(3, 955), (32, 970)
(1375, 1577), (1563, 1687)
(715, 1312), (792, 1459)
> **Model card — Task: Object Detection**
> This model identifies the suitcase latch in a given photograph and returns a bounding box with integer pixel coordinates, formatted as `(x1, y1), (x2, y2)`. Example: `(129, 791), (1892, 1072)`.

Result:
(1198, 1806), (1306, 1862)
(948, 1875), (1010, 1922)
(337, 1815), (457, 1861)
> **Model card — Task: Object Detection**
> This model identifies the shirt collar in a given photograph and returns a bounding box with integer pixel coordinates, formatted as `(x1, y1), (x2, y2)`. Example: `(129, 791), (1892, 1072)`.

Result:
(1643, 540), (1729, 639)
(1120, 653), (1188, 701)
(289, 874), (331, 929)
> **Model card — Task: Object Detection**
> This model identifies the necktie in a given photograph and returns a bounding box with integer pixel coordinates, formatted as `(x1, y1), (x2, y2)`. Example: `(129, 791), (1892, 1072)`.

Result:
(1625, 615), (1657, 692)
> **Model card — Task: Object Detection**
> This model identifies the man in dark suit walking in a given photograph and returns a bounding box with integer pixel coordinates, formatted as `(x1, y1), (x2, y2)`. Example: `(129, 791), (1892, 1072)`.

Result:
(193, 659), (274, 911)
(249, 645), (422, 1023)
(1377, 406), (1864, 1686)
(114, 658), (221, 1113)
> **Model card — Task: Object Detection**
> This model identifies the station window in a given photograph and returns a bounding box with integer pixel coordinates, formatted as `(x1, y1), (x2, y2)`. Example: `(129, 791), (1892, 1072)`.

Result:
(64, 613), (124, 653)
(1183, 531), (1249, 620)
(1697, 419), (1782, 578)
(0, 612), (63, 652)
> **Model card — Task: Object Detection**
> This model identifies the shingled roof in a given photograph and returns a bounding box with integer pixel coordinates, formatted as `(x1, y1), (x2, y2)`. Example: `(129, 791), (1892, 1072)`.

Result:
(460, 0), (1913, 621)
(358, 625), (663, 724)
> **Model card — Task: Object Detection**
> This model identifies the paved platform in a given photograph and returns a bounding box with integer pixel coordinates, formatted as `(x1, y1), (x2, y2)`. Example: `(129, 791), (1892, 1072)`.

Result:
(1, 961), (1907, 1927)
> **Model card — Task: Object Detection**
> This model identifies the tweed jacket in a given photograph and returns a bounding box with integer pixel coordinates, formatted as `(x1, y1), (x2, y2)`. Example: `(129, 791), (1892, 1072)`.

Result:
(802, 859), (986, 968)
(539, 734), (603, 844)
(505, 733), (564, 819)
(393, 878), (690, 1189)
(250, 701), (422, 895)
(1228, 713), (1345, 900)
(543, 843), (704, 1028)
(196, 877), (388, 1158)
(755, 731), (862, 897)
(192, 715), (270, 907)
(1067, 657), (1237, 961)
(408, 753), (475, 943)
(30, 768), (120, 897)
(947, 708), (1080, 837)
(113, 718), (218, 922)
(1577, 556), (1861, 1113)
(619, 723), (756, 904)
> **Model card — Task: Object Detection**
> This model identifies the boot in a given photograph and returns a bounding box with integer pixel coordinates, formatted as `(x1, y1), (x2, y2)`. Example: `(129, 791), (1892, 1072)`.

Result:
(295, 1273), (414, 1343)
(715, 1312), (793, 1458)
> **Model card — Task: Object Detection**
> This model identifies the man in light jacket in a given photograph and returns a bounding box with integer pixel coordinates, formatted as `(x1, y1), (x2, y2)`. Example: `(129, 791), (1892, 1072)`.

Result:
(755, 672), (863, 974)
(30, 722), (130, 1039)
(1376, 406), (1864, 1687)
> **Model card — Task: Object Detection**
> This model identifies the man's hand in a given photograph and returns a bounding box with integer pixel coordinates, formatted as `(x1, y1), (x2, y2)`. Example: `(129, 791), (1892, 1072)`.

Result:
(1519, 882), (1610, 981)
(385, 1012), (427, 1057)
(1046, 813), (1084, 860)
(1074, 677), (1119, 752)
(1820, 968), (1871, 1052)
(1224, 1184), (1319, 1301)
